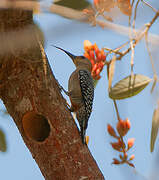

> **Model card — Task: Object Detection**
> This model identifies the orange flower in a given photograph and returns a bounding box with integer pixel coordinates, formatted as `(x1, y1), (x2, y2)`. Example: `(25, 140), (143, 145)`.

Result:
(116, 118), (131, 137)
(83, 40), (106, 80)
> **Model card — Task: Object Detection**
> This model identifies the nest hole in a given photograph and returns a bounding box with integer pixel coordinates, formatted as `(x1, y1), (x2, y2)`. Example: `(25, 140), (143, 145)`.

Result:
(22, 111), (50, 142)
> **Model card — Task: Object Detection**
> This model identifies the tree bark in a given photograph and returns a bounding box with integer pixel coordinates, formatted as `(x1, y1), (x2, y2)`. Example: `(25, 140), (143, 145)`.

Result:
(0, 6), (104, 180)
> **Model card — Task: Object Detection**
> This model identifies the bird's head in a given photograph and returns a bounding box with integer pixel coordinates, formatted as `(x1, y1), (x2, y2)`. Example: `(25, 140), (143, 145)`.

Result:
(53, 46), (92, 72)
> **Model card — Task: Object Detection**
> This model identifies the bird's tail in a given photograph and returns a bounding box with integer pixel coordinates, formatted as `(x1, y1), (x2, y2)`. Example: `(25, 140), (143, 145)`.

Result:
(80, 123), (86, 144)
(76, 106), (88, 144)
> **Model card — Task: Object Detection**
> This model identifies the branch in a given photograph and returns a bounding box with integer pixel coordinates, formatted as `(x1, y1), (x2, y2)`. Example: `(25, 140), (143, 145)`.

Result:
(0, 0), (159, 46)
(0, 7), (104, 180)
(104, 8), (159, 64)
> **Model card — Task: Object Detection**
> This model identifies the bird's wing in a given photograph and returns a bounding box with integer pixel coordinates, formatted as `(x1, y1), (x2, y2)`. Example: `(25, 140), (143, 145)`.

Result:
(78, 70), (94, 120)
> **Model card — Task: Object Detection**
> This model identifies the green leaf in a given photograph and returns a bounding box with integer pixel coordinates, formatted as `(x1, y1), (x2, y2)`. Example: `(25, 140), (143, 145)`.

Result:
(108, 56), (116, 91)
(54, 0), (90, 10)
(150, 108), (159, 152)
(0, 129), (7, 152)
(109, 74), (152, 100)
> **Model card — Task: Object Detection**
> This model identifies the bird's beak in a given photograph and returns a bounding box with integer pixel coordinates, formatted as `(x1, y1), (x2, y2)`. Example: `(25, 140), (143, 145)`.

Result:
(53, 45), (76, 62)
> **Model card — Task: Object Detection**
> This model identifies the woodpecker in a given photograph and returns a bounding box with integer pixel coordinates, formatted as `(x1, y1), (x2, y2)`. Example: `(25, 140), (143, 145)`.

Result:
(54, 46), (94, 144)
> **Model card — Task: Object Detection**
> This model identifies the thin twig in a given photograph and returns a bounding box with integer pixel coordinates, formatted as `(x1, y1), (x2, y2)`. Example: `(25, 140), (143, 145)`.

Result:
(130, 40), (134, 74)
(127, 0), (139, 72)
(104, 41), (129, 56)
(104, 47), (123, 56)
(128, 0), (135, 26)
(113, 100), (120, 121)
(112, 10), (159, 62)
(133, 0), (140, 30)
(0, 0), (159, 46)
(141, 0), (157, 13)
(113, 41), (130, 52)
(128, 0), (139, 74)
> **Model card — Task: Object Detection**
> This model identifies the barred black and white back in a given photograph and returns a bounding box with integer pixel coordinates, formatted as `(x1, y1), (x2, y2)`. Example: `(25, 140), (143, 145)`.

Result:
(77, 70), (94, 144)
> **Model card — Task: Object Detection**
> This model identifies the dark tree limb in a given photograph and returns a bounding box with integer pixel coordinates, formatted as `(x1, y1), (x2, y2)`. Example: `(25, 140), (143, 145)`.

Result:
(0, 6), (104, 180)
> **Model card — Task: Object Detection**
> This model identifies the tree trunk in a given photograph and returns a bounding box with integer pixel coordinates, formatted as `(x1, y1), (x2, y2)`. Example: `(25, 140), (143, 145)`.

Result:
(0, 6), (104, 180)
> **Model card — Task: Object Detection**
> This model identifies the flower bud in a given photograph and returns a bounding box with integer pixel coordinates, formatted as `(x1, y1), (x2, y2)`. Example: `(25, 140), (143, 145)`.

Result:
(96, 52), (102, 62)
(117, 119), (126, 136)
(125, 118), (131, 130)
(101, 50), (106, 61)
(111, 141), (123, 152)
(128, 162), (135, 168)
(119, 154), (123, 160)
(89, 50), (95, 59)
(127, 138), (135, 150)
(96, 74), (101, 80)
(107, 124), (118, 138)
(129, 154), (135, 161)
(102, 54), (106, 61)
(94, 43), (99, 51)
(96, 68), (101, 76)
(84, 52), (90, 60)
(92, 73), (96, 79)
(92, 64), (98, 72)
(117, 119), (130, 137)
(90, 59), (95, 67)
(112, 158), (120, 165)
(84, 40), (92, 51)
(98, 61), (104, 71)
(94, 0), (100, 6)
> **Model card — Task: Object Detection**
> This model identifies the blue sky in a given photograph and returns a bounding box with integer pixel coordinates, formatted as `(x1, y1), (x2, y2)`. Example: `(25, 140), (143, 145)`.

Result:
(0, 1), (159, 179)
